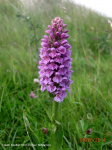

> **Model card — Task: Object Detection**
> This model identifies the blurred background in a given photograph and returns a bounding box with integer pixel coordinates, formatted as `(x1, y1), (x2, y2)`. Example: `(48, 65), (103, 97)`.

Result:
(0, 0), (112, 150)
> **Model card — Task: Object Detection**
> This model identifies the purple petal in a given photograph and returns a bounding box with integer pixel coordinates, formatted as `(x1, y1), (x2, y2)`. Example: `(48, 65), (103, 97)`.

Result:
(61, 39), (67, 45)
(59, 65), (64, 68)
(65, 50), (71, 57)
(41, 42), (49, 48)
(38, 70), (45, 77)
(54, 96), (63, 102)
(66, 70), (73, 77)
(63, 57), (69, 61)
(46, 30), (52, 34)
(54, 41), (59, 47)
(63, 60), (71, 67)
(66, 86), (71, 92)
(58, 46), (66, 54)
(58, 68), (67, 75)
(48, 25), (52, 29)
(54, 55), (62, 63)
(44, 35), (49, 39)
(53, 23), (57, 27)
(47, 85), (56, 93)
(63, 24), (67, 28)
(55, 72), (60, 75)
(49, 52), (57, 58)
(63, 29), (69, 33)
(50, 33), (55, 39)
(40, 47), (47, 53)
(48, 63), (58, 70)
(41, 39), (47, 42)
(61, 33), (69, 39)
(50, 59), (55, 62)
(45, 69), (53, 77)
(41, 85), (46, 92)
(53, 75), (62, 83)
(52, 27), (55, 32)
(64, 44), (71, 49)
(56, 31), (60, 37)
(59, 27), (62, 31)
(67, 79), (73, 85)
(43, 55), (50, 64)
(49, 48), (57, 58)
(60, 91), (67, 98)
(59, 78), (68, 86)
(43, 77), (51, 84)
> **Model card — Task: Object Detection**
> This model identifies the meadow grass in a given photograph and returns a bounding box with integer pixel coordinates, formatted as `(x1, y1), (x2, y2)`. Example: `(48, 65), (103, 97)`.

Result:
(0, 0), (112, 149)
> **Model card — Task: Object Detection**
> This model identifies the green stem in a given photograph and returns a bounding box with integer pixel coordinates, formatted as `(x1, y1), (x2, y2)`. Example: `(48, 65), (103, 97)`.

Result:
(53, 100), (59, 121)
(49, 100), (63, 150)
(82, 134), (87, 150)
(51, 100), (59, 150)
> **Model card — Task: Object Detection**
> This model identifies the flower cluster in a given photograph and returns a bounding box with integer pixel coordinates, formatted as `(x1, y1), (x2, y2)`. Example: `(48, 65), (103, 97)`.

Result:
(38, 17), (73, 102)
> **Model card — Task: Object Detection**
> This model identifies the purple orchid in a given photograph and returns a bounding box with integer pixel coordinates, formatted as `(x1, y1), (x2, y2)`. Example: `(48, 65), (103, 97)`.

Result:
(38, 17), (73, 102)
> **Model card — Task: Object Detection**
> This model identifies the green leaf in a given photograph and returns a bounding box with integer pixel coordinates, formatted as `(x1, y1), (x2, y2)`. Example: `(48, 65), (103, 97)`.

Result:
(23, 111), (43, 150)
(0, 140), (6, 150)
(28, 127), (43, 150)
(63, 135), (73, 150)
(80, 119), (88, 131)
(55, 120), (63, 149)
(49, 121), (63, 150)
(87, 124), (98, 129)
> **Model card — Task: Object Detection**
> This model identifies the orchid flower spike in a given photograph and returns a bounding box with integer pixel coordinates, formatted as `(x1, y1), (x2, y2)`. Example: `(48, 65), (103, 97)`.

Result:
(38, 17), (73, 102)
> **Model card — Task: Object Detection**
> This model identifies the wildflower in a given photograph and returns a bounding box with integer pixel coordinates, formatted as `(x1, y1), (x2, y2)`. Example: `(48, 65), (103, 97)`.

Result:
(90, 27), (94, 31)
(86, 128), (92, 134)
(38, 17), (73, 102)
(42, 127), (48, 134)
(108, 19), (112, 27)
(34, 78), (39, 83)
(30, 91), (37, 98)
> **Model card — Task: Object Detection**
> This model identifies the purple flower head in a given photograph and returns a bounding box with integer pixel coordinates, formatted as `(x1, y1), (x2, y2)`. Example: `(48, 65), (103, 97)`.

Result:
(38, 17), (73, 102)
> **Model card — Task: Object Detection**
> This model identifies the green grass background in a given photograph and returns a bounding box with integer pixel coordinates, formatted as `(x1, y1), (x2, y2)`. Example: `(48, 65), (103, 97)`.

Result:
(0, 0), (112, 149)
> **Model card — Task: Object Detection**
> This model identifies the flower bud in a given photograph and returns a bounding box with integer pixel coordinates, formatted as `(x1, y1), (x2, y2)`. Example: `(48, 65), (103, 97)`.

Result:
(63, 24), (67, 28)
(86, 128), (92, 134)
(46, 30), (52, 34)
(42, 127), (48, 134)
